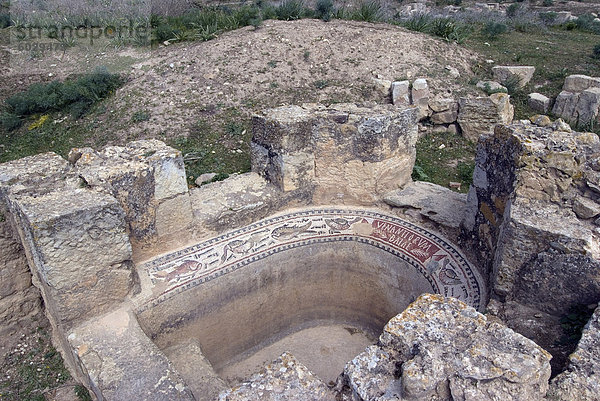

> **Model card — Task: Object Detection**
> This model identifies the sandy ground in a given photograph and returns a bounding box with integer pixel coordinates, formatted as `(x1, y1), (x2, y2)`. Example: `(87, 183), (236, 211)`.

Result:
(218, 323), (377, 385)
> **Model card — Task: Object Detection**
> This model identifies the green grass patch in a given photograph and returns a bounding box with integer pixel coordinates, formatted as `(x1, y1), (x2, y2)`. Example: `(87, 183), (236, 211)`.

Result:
(1, 68), (123, 131)
(413, 130), (476, 192)
(465, 26), (600, 120)
(168, 108), (252, 186)
(0, 328), (71, 401)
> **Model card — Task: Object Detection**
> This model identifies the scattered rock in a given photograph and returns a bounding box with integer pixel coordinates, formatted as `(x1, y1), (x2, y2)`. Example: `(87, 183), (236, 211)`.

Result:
(528, 93), (550, 113)
(391, 80), (410, 105)
(195, 172), (217, 186)
(492, 65), (535, 89)
(219, 352), (336, 401)
(445, 65), (460, 78)
(411, 78), (431, 120)
(476, 80), (507, 94)
(457, 93), (514, 141)
(340, 294), (552, 401)
(573, 197), (600, 219)
(384, 181), (467, 229)
(529, 114), (552, 127)
(371, 77), (392, 98)
(552, 75), (600, 127)
(552, 118), (572, 132)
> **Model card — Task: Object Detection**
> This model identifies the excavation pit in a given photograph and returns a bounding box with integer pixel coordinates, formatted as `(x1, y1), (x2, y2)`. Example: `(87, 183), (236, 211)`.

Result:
(135, 207), (485, 393)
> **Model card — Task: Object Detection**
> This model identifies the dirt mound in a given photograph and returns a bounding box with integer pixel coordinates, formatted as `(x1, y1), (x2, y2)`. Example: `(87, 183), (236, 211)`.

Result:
(103, 19), (479, 141)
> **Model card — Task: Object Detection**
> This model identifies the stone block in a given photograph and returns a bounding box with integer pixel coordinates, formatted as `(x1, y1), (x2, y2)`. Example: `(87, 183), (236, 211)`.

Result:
(384, 181), (467, 229)
(190, 172), (286, 236)
(13, 188), (134, 328)
(492, 65), (535, 89)
(371, 77), (392, 99)
(476, 80), (507, 94)
(573, 196), (600, 219)
(428, 97), (456, 113)
(457, 93), (514, 141)
(411, 78), (430, 120)
(0, 152), (71, 199)
(155, 193), (193, 238)
(430, 101), (458, 124)
(252, 103), (418, 205)
(563, 74), (600, 92)
(74, 140), (188, 244)
(219, 352), (336, 401)
(68, 307), (194, 401)
(528, 92), (550, 113)
(391, 80), (410, 105)
(342, 294), (551, 401)
(577, 87), (600, 126)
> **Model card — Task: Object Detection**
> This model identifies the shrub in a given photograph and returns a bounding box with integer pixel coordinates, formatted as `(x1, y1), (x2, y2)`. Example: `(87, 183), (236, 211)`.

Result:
(482, 21), (508, 39)
(539, 11), (557, 25)
(5, 68), (123, 119)
(0, 12), (10, 28)
(315, 0), (334, 21)
(403, 14), (432, 32)
(542, 0), (554, 6)
(0, 112), (23, 132)
(351, 0), (383, 23)
(502, 74), (522, 95)
(593, 43), (600, 59)
(412, 165), (430, 181)
(506, 3), (520, 18)
(430, 17), (470, 43)
(276, 0), (305, 21)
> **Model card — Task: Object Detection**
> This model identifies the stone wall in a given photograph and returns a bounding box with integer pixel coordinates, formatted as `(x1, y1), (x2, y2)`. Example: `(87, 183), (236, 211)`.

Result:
(462, 120), (600, 370)
(251, 103), (418, 205)
(0, 208), (41, 336)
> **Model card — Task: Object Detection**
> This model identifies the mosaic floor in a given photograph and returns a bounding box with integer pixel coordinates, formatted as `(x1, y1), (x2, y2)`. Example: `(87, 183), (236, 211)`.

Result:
(140, 208), (484, 311)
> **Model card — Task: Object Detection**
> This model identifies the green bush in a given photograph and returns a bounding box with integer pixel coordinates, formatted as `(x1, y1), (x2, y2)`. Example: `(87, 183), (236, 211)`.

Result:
(315, 0), (334, 21)
(0, 111), (22, 132)
(482, 21), (508, 39)
(403, 14), (432, 32)
(0, 12), (10, 28)
(539, 11), (557, 24)
(5, 68), (123, 120)
(351, 0), (383, 22)
(276, 0), (305, 21)
(542, 0), (554, 6)
(593, 43), (600, 59)
(506, 3), (520, 18)
(430, 17), (470, 43)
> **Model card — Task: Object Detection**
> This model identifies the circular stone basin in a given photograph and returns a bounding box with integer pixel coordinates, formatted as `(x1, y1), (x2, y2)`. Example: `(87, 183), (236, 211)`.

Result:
(135, 207), (484, 385)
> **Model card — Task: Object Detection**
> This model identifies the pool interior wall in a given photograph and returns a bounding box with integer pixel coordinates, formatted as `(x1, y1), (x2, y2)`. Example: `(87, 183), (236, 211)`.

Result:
(136, 241), (434, 384)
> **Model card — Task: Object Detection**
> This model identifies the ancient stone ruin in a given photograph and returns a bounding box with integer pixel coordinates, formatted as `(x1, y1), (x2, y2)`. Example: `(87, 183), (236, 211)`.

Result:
(1, 99), (599, 400)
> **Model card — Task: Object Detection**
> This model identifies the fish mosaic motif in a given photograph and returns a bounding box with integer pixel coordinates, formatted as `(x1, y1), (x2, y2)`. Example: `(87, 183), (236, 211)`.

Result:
(140, 208), (485, 312)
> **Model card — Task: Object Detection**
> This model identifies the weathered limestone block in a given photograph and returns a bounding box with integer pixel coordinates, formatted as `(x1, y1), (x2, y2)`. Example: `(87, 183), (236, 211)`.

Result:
(371, 77), (392, 99)
(493, 199), (598, 298)
(73, 140), (190, 244)
(492, 65), (535, 89)
(430, 101), (458, 124)
(252, 103), (418, 205)
(341, 294), (551, 401)
(190, 172), (294, 239)
(527, 93), (550, 113)
(163, 339), (228, 401)
(384, 181), (467, 229)
(476, 80), (507, 94)
(553, 75), (600, 127)
(0, 152), (72, 199)
(457, 93), (514, 141)
(0, 217), (41, 334)
(391, 80), (410, 105)
(563, 74), (600, 92)
(411, 78), (430, 120)
(428, 97), (456, 113)
(13, 188), (134, 328)
(549, 305), (600, 400)
(462, 122), (600, 370)
(68, 307), (194, 401)
(219, 352), (336, 401)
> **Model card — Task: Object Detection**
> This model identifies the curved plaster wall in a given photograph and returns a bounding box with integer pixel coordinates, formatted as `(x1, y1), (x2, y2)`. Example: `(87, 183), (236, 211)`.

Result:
(135, 208), (484, 373)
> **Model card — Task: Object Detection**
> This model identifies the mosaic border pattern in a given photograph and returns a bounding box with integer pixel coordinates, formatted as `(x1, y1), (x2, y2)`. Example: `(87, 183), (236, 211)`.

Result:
(139, 208), (484, 312)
